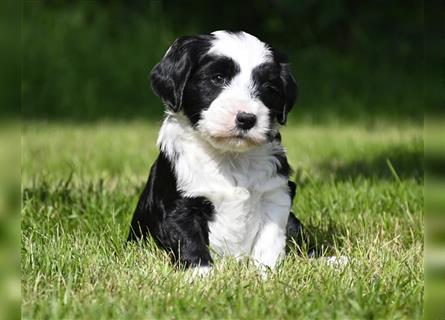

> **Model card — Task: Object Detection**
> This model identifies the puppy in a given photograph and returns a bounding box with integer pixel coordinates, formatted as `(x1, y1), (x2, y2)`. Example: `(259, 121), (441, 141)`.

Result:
(128, 30), (304, 274)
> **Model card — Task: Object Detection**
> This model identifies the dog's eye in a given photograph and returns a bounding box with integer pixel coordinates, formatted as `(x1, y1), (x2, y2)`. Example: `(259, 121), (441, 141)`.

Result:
(211, 74), (227, 86)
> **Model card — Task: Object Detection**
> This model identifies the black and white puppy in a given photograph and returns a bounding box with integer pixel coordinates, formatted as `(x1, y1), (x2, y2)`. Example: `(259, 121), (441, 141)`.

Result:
(128, 30), (304, 275)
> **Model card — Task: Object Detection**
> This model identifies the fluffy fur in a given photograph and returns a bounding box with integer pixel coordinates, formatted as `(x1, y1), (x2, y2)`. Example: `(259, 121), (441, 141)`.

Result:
(128, 30), (304, 273)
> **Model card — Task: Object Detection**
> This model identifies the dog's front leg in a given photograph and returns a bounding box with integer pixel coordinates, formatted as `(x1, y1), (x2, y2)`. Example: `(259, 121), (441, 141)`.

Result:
(163, 198), (214, 276)
(251, 189), (290, 272)
(251, 219), (287, 272)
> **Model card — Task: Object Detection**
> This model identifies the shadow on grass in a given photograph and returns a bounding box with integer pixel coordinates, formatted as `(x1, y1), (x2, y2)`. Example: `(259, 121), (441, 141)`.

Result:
(22, 176), (139, 233)
(317, 145), (423, 182)
(287, 213), (350, 257)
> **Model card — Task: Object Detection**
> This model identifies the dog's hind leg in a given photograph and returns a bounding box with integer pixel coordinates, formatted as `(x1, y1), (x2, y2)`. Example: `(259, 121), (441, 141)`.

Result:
(285, 180), (307, 253)
(286, 212), (305, 252)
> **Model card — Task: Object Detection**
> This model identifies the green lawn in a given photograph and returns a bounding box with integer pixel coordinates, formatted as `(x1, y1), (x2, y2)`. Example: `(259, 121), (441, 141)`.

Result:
(21, 120), (423, 319)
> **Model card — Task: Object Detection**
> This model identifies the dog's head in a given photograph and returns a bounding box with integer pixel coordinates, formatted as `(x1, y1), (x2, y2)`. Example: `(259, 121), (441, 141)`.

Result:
(150, 30), (298, 151)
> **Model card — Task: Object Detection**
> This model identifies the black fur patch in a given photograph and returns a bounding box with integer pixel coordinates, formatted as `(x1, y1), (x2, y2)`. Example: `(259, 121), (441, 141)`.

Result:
(128, 151), (215, 267)
(260, 47), (298, 124)
(288, 180), (297, 201)
(273, 151), (292, 177)
(286, 213), (305, 252)
(150, 35), (214, 112)
(182, 55), (241, 126)
(251, 62), (287, 125)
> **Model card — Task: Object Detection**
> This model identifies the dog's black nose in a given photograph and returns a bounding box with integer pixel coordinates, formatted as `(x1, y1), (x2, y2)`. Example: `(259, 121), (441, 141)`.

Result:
(235, 112), (257, 130)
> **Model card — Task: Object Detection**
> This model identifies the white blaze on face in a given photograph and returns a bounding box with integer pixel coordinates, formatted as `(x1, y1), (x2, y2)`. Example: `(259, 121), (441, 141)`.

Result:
(209, 31), (272, 69)
(196, 31), (274, 151)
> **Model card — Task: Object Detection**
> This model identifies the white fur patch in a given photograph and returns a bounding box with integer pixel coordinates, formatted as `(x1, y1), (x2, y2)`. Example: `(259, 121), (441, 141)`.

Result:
(209, 31), (272, 70)
(190, 265), (212, 278)
(324, 255), (350, 269)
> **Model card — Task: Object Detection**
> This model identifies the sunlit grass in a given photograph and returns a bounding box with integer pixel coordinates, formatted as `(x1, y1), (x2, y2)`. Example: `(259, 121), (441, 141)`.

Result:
(22, 120), (423, 319)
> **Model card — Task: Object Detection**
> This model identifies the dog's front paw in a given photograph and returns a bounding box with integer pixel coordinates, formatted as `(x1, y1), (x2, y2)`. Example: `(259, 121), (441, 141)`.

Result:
(190, 265), (212, 278)
(255, 263), (273, 280)
(324, 255), (350, 269)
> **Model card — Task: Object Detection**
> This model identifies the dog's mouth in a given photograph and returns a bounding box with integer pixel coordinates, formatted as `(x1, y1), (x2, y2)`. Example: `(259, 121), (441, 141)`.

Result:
(213, 135), (257, 144)
(196, 121), (269, 151)
(206, 132), (267, 151)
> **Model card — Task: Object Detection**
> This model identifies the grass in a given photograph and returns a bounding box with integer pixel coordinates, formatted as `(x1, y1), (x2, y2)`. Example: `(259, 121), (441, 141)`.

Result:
(21, 120), (423, 319)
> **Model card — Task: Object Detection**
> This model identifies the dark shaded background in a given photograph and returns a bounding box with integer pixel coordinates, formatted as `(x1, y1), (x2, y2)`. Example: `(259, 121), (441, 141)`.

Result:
(21, 0), (441, 122)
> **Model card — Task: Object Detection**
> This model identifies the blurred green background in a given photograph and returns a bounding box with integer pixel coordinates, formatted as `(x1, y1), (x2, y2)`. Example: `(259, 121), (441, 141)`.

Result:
(21, 0), (441, 122)
(19, 2), (445, 318)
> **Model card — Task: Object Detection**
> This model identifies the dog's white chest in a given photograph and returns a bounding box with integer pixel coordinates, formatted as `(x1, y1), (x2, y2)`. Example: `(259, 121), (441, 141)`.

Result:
(178, 142), (289, 258)
(207, 184), (266, 257)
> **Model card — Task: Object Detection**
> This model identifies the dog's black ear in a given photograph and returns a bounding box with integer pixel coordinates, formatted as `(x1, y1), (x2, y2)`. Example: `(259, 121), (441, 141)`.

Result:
(272, 49), (298, 125)
(150, 36), (211, 112)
